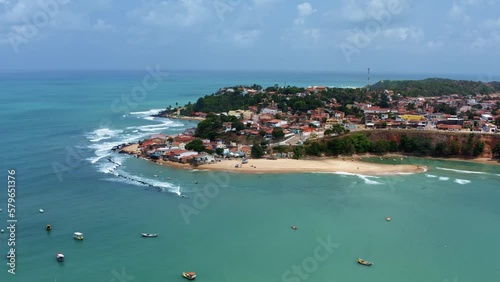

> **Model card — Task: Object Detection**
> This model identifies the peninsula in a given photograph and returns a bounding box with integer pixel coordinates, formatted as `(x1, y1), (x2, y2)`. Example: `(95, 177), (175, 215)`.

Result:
(120, 78), (500, 174)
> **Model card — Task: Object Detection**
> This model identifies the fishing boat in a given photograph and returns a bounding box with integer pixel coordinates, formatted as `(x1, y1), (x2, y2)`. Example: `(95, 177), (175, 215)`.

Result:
(357, 258), (373, 266)
(290, 225), (298, 230)
(73, 232), (84, 240)
(39, 209), (45, 213)
(182, 271), (196, 280)
(56, 253), (64, 262)
(141, 233), (158, 238)
(46, 224), (52, 231)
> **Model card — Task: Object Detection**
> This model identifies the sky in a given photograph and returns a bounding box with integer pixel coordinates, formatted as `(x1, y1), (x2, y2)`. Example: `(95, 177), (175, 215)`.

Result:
(0, 0), (499, 76)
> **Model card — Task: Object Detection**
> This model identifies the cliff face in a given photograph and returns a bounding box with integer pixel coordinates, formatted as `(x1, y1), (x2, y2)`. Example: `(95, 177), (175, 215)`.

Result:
(357, 130), (500, 158)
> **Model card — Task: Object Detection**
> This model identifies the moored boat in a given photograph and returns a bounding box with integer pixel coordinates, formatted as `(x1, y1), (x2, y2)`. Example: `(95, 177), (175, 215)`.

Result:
(39, 209), (44, 213)
(141, 233), (158, 238)
(291, 225), (298, 230)
(56, 253), (64, 262)
(182, 271), (196, 280)
(357, 258), (373, 266)
(46, 224), (52, 231)
(73, 232), (84, 240)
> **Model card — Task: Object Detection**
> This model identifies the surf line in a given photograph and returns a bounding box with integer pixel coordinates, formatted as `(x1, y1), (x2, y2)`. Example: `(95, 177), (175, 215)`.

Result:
(106, 157), (170, 193)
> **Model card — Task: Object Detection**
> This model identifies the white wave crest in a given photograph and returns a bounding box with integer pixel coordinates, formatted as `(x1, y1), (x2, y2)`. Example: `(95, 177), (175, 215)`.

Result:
(333, 172), (382, 185)
(111, 170), (181, 195)
(454, 179), (471, 185)
(439, 177), (449, 181)
(426, 174), (438, 178)
(87, 128), (123, 142)
(130, 109), (164, 116)
(436, 167), (488, 175)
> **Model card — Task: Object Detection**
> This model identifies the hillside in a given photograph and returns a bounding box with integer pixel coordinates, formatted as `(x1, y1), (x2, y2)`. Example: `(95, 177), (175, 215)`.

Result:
(370, 78), (500, 97)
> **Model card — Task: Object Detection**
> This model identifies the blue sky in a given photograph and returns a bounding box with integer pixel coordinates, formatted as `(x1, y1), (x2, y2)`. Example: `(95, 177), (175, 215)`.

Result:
(0, 0), (499, 75)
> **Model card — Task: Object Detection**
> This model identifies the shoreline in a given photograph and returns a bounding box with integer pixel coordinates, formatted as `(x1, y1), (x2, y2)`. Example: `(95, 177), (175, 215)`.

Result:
(119, 144), (498, 175)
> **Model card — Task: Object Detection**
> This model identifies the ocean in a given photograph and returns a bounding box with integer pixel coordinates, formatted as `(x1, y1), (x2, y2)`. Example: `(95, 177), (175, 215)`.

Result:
(0, 70), (499, 282)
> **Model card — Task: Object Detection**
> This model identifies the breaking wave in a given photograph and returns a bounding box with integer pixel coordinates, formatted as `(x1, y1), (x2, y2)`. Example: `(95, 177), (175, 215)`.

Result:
(454, 179), (471, 185)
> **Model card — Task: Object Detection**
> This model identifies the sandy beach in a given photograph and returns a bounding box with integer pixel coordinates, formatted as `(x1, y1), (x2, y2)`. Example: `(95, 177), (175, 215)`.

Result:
(195, 158), (425, 175)
(121, 144), (425, 175)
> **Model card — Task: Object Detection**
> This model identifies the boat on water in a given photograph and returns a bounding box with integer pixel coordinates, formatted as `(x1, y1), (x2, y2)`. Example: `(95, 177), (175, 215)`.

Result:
(182, 272), (196, 280)
(56, 253), (64, 262)
(357, 258), (373, 266)
(291, 225), (298, 230)
(141, 233), (158, 238)
(73, 232), (84, 240)
(39, 209), (44, 213)
(46, 224), (52, 231)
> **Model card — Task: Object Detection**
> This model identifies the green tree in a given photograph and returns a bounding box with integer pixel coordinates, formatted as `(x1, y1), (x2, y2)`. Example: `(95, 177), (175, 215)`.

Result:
(305, 142), (323, 156)
(472, 140), (485, 157)
(251, 143), (264, 158)
(293, 146), (304, 159)
(272, 127), (285, 139)
(185, 139), (206, 153)
(215, 148), (224, 155)
(492, 144), (500, 159)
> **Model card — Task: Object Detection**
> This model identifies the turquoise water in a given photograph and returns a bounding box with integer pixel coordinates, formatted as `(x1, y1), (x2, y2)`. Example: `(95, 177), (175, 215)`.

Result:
(0, 70), (499, 282)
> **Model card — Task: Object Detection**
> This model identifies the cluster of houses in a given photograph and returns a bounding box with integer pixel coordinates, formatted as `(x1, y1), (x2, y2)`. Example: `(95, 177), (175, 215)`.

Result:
(359, 91), (498, 132)
(138, 86), (499, 164)
(137, 133), (251, 165)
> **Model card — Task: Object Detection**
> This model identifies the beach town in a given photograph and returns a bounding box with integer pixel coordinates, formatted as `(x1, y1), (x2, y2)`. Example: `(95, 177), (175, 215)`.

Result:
(114, 81), (500, 174)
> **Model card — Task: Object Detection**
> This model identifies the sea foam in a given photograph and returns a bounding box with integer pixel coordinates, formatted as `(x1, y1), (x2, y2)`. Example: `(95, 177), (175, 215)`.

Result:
(333, 172), (382, 185)
(454, 179), (471, 185)
(437, 167), (488, 175)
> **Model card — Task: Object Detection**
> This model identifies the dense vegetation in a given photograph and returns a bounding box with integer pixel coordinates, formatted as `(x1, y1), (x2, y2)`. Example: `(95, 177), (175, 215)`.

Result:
(291, 132), (486, 159)
(194, 113), (245, 140)
(371, 78), (500, 97)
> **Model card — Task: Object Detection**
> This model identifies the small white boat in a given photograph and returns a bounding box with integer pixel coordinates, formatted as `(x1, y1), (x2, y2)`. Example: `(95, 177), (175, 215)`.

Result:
(154, 175), (158, 177)
(73, 232), (84, 240)
(39, 209), (44, 213)
(0, 208), (3, 212)
(1, 229), (4, 233)
(56, 253), (64, 262)
(141, 233), (158, 238)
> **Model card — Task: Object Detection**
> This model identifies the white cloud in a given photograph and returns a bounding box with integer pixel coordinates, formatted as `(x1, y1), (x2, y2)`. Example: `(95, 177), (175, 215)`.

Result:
(294, 2), (316, 25)
(482, 18), (500, 29)
(93, 19), (117, 33)
(130, 0), (212, 28)
(427, 40), (444, 49)
(382, 26), (424, 41)
(335, 0), (408, 23)
(297, 2), (315, 17)
(448, 3), (471, 23)
(232, 29), (260, 46)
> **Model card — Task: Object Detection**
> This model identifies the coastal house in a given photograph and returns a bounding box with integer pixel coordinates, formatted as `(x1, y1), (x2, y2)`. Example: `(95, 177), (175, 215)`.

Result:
(266, 119), (288, 127)
(261, 107), (278, 115)
(223, 122), (233, 132)
(194, 153), (216, 164)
